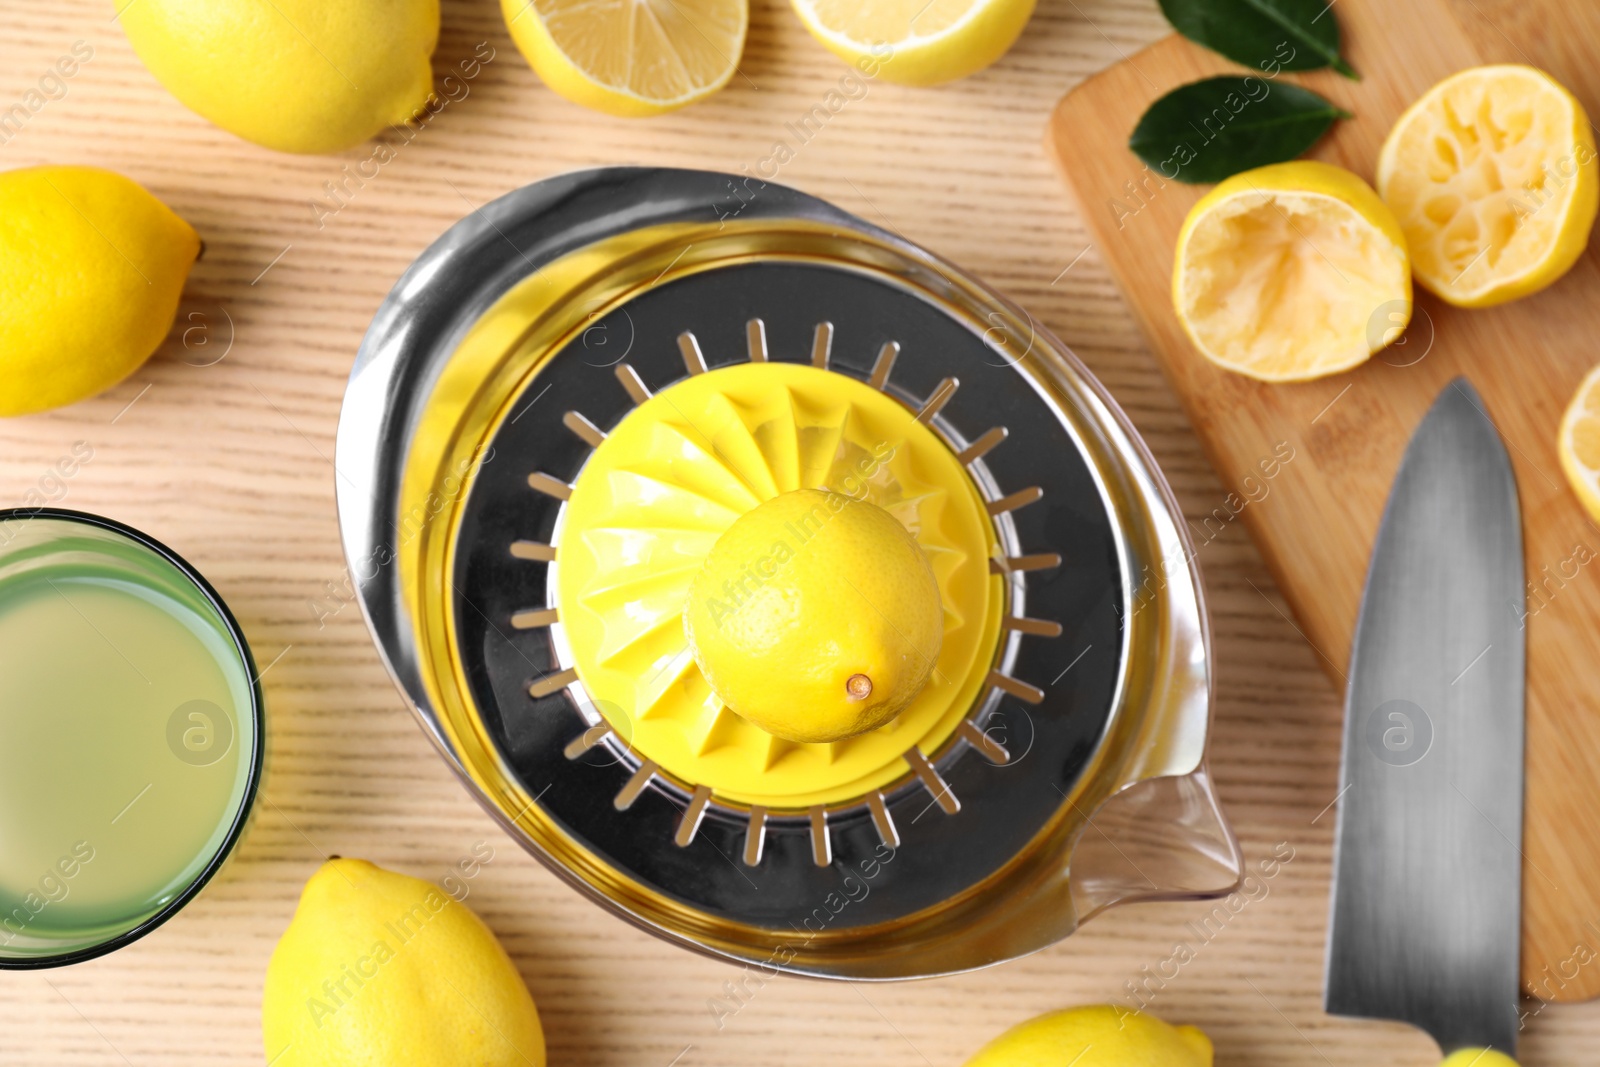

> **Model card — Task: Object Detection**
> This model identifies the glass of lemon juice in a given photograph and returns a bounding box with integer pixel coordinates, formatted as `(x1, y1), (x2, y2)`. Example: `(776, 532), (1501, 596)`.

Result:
(0, 510), (261, 967)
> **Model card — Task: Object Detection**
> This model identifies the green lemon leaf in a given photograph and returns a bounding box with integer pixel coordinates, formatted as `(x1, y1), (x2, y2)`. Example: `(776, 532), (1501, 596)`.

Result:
(1158, 0), (1359, 79)
(1128, 76), (1350, 183)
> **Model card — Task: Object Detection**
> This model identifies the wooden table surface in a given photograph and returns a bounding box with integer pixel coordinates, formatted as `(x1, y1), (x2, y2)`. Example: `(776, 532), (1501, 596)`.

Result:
(3, 1), (1598, 1064)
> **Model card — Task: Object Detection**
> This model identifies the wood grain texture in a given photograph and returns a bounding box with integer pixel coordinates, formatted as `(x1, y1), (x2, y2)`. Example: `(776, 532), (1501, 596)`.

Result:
(1050, 0), (1600, 1005)
(1, 0), (1599, 1064)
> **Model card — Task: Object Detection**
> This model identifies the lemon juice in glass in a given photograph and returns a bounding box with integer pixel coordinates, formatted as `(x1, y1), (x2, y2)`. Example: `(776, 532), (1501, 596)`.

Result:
(0, 510), (261, 967)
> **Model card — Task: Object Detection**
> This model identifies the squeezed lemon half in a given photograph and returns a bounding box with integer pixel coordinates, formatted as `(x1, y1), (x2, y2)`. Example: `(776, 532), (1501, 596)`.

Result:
(789, 0), (1036, 86)
(1172, 161), (1412, 383)
(1377, 64), (1598, 307)
(501, 0), (748, 116)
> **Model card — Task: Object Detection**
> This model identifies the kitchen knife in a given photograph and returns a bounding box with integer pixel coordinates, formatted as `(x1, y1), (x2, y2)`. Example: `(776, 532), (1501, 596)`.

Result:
(1325, 378), (1525, 1065)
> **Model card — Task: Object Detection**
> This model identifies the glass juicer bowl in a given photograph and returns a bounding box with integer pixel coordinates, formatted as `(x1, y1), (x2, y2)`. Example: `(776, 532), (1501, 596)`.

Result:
(336, 167), (1242, 979)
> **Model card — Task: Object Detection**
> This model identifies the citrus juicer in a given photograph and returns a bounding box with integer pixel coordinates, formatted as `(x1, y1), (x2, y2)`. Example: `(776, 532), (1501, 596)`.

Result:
(337, 167), (1242, 978)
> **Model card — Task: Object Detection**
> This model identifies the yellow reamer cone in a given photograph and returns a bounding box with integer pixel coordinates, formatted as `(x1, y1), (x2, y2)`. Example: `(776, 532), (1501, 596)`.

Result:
(555, 362), (1004, 807)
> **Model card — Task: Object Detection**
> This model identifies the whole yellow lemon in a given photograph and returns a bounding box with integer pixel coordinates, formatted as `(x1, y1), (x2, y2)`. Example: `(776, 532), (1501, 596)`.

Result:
(684, 488), (943, 744)
(0, 166), (198, 417)
(964, 1005), (1213, 1067)
(1442, 1051), (1518, 1067)
(263, 858), (545, 1067)
(121, 0), (438, 154)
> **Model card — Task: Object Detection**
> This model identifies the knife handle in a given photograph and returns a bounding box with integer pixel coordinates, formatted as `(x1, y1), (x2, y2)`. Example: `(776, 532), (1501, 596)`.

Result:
(1442, 1049), (1518, 1066)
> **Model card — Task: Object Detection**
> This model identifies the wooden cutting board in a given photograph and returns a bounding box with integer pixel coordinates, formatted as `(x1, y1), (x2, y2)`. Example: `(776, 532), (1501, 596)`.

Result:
(1049, 0), (1600, 1002)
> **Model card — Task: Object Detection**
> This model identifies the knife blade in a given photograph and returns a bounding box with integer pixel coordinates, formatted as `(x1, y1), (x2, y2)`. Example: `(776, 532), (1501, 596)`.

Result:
(1325, 378), (1525, 1062)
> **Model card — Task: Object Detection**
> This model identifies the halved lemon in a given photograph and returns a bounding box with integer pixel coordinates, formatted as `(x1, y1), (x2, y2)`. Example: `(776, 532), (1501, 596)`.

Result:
(789, 0), (1036, 86)
(1559, 364), (1600, 522)
(500, 0), (748, 117)
(1172, 161), (1412, 383)
(1377, 65), (1598, 307)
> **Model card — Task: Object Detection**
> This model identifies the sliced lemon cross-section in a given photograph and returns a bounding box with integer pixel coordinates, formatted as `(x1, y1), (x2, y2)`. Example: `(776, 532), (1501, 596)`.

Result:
(1377, 64), (1598, 307)
(1559, 364), (1600, 523)
(790, 0), (1036, 86)
(1172, 161), (1412, 383)
(502, 0), (748, 116)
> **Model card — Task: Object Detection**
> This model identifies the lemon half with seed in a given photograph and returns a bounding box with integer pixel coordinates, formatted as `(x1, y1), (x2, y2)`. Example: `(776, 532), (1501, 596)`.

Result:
(502, 0), (748, 116)
(1377, 65), (1598, 308)
(1172, 161), (1412, 383)
(684, 489), (944, 744)
(790, 0), (1036, 86)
